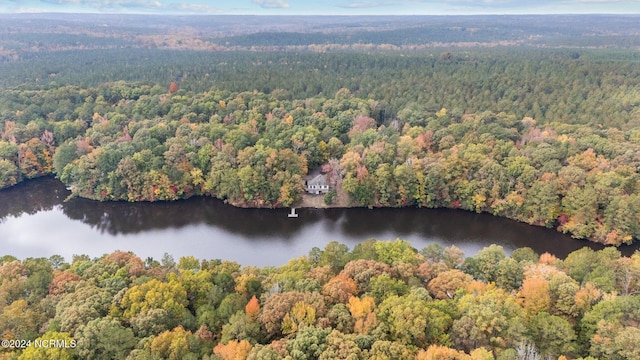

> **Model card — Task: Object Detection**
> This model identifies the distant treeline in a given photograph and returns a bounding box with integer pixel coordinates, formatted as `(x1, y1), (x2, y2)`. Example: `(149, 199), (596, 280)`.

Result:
(3, 14), (640, 51)
(2, 49), (640, 129)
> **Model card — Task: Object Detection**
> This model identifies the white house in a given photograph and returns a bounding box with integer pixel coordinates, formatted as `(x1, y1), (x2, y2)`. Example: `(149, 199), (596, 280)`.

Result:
(306, 174), (329, 195)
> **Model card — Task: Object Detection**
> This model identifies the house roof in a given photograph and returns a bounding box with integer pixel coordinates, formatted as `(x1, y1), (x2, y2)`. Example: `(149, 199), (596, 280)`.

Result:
(307, 174), (327, 186)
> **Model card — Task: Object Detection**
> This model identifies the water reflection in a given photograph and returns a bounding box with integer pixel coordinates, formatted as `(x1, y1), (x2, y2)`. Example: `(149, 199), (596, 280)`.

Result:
(61, 196), (322, 239)
(0, 177), (67, 221)
(1, 177), (638, 266)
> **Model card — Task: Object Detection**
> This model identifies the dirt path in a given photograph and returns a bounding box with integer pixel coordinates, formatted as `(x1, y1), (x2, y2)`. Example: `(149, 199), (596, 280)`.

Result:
(295, 183), (349, 208)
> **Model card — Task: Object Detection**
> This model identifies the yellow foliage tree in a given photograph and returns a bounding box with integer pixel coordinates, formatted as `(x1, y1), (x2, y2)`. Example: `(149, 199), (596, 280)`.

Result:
(346, 296), (377, 335)
(519, 277), (551, 317)
(417, 345), (469, 359)
(213, 339), (252, 360)
(116, 278), (188, 328)
(574, 282), (602, 313)
(281, 301), (316, 336)
(150, 326), (195, 360)
(18, 331), (76, 360)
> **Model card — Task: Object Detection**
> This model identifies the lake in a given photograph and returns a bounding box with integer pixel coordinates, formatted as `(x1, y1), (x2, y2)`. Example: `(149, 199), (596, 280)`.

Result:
(1, 177), (637, 266)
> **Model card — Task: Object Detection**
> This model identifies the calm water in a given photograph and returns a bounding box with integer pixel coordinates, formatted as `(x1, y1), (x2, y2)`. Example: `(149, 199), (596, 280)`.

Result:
(1, 177), (638, 266)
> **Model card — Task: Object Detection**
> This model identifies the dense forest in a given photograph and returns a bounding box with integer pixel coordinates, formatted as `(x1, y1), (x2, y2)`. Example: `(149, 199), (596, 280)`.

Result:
(2, 14), (640, 360)
(3, 49), (640, 127)
(2, 15), (640, 246)
(1, 72), (640, 245)
(1, 240), (640, 359)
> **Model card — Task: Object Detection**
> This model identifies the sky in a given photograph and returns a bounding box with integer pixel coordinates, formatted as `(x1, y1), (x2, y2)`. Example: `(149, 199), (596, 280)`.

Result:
(0, 0), (639, 15)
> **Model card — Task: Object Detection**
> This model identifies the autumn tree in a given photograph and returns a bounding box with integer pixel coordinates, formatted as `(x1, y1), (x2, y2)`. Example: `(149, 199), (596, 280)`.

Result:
(130, 308), (173, 338)
(0, 158), (18, 188)
(149, 326), (202, 360)
(377, 289), (451, 348)
(340, 259), (392, 294)
(116, 278), (189, 330)
(17, 331), (76, 360)
(462, 244), (506, 283)
(579, 295), (640, 357)
(246, 295), (260, 320)
(321, 274), (357, 305)
(214, 339), (253, 360)
(518, 277), (551, 317)
(614, 253), (640, 296)
(416, 345), (469, 360)
(169, 81), (180, 94)
(367, 273), (408, 303)
(0, 299), (43, 340)
(75, 317), (137, 360)
(281, 302), (316, 336)
(368, 340), (414, 359)
(452, 286), (526, 352)
(528, 312), (577, 358)
(48, 270), (81, 296)
(428, 269), (473, 300)
(318, 305), (349, 336)
(318, 330), (363, 360)
(258, 292), (325, 341)
(221, 310), (262, 344)
(55, 284), (114, 335)
(315, 241), (351, 274)
(347, 296), (377, 335)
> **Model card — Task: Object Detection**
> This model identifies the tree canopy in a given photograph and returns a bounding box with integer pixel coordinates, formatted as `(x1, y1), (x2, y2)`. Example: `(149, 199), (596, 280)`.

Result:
(1, 241), (639, 359)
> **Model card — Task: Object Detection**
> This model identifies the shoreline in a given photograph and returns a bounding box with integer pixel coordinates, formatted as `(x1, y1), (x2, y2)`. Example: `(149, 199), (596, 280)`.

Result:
(2, 176), (638, 248)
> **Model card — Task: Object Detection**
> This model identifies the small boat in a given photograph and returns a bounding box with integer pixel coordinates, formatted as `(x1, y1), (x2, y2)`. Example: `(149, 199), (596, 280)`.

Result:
(288, 208), (299, 218)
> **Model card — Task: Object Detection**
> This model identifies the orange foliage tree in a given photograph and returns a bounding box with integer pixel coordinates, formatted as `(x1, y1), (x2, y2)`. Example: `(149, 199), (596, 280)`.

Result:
(519, 277), (551, 316)
(213, 339), (252, 360)
(245, 295), (260, 320)
(168, 81), (179, 94)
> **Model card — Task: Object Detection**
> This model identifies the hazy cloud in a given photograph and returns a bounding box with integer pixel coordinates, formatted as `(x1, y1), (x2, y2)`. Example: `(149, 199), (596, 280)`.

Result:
(440, 0), (564, 8)
(33, 0), (220, 12)
(445, 0), (518, 5)
(252, 0), (289, 9)
(40, 0), (163, 10)
(341, 0), (566, 9)
(1, 0), (639, 14)
(39, 0), (83, 4)
(569, 0), (638, 2)
(165, 2), (220, 13)
(342, 1), (411, 8)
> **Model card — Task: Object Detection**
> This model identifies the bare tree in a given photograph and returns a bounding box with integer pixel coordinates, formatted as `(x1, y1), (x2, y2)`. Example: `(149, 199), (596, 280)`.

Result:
(516, 342), (542, 360)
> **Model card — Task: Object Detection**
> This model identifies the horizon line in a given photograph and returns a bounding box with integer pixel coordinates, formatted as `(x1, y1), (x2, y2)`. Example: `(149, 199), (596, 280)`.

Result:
(1, 12), (640, 16)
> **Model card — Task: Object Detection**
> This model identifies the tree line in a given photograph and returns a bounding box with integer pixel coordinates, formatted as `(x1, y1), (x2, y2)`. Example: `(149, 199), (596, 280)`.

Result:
(2, 49), (640, 129)
(1, 240), (640, 359)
